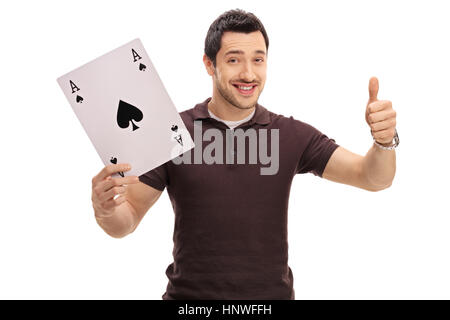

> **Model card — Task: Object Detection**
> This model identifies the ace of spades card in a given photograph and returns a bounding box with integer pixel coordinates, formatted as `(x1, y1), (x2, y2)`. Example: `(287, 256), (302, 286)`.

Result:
(57, 38), (194, 178)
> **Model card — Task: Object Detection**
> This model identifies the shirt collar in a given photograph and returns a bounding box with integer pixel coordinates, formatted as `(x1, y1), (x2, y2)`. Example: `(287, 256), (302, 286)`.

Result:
(191, 97), (271, 126)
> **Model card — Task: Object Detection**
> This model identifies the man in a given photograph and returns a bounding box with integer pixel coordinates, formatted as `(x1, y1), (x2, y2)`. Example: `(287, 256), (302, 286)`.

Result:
(91, 9), (398, 300)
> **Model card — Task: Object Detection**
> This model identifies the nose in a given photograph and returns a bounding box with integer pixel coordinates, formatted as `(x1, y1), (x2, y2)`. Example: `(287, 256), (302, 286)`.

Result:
(239, 61), (256, 82)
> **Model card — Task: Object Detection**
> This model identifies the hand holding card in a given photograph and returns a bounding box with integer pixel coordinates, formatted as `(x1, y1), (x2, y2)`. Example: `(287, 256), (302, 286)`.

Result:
(57, 38), (194, 178)
(91, 163), (140, 221)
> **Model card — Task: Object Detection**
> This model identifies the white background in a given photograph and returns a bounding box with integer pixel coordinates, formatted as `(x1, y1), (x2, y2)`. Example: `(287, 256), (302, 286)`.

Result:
(0, 0), (448, 299)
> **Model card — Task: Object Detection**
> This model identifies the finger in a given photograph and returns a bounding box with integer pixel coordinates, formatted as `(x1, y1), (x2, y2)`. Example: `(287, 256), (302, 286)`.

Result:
(95, 163), (132, 183)
(368, 100), (392, 113)
(371, 128), (396, 143)
(99, 186), (126, 202)
(102, 195), (127, 210)
(102, 175), (140, 192)
(368, 76), (379, 103)
(370, 118), (396, 132)
(367, 109), (396, 124)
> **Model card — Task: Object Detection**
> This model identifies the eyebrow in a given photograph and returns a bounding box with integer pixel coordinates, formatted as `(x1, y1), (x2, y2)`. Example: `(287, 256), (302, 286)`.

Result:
(224, 49), (266, 56)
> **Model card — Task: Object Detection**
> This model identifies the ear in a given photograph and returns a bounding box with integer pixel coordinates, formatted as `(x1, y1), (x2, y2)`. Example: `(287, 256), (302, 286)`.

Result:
(203, 54), (215, 76)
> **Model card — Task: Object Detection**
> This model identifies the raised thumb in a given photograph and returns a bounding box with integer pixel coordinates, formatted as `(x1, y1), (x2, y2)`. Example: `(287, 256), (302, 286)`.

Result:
(368, 76), (379, 102)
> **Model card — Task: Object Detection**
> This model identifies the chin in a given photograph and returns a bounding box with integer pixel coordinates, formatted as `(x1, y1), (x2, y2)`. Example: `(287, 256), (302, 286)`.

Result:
(238, 101), (258, 110)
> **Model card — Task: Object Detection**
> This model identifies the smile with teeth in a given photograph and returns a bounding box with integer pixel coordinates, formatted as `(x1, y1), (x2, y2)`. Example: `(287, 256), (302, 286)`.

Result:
(233, 84), (257, 95)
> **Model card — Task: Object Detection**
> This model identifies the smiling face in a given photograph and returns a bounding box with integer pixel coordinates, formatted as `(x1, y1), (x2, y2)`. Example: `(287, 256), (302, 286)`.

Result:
(203, 31), (267, 110)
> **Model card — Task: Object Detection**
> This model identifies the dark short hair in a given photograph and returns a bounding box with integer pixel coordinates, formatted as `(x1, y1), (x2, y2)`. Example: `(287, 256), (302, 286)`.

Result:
(204, 9), (269, 67)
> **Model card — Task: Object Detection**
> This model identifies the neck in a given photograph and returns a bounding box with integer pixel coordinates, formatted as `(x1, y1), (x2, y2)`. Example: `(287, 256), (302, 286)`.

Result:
(207, 95), (256, 121)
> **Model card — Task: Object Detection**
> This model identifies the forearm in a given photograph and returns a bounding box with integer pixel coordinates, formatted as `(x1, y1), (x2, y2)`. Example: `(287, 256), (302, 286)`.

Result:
(94, 201), (137, 238)
(362, 142), (396, 189)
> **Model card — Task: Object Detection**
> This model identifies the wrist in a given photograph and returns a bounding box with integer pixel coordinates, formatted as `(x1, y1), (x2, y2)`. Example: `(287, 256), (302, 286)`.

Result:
(372, 129), (399, 150)
(375, 140), (394, 147)
(93, 205), (131, 238)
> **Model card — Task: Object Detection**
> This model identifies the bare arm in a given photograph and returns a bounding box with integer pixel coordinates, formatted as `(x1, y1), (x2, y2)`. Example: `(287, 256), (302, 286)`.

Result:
(361, 143), (396, 189)
(322, 145), (394, 191)
(92, 164), (163, 238)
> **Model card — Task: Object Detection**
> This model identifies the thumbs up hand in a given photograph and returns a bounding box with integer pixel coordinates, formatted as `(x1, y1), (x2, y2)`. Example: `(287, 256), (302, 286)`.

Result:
(365, 77), (397, 146)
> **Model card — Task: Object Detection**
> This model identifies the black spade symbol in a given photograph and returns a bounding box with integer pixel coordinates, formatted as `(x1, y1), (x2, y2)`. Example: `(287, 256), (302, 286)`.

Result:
(76, 95), (83, 103)
(171, 125), (178, 132)
(117, 100), (143, 131)
(110, 157), (124, 176)
(139, 63), (146, 71)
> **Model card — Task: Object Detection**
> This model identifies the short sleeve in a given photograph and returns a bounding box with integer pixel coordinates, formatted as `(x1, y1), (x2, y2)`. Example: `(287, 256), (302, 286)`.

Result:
(139, 162), (169, 191)
(296, 121), (340, 178)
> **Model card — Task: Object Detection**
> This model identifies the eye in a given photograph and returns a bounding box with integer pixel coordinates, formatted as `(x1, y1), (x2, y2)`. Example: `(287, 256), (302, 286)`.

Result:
(228, 58), (238, 63)
(256, 58), (264, 63)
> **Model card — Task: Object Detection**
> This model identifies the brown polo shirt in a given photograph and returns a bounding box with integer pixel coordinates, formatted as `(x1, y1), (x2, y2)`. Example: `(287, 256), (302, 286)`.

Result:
(139, 97), (340, 300)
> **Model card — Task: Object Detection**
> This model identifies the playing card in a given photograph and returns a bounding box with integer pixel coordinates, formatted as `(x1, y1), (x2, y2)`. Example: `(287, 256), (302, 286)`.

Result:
(57, 38), (194, 178)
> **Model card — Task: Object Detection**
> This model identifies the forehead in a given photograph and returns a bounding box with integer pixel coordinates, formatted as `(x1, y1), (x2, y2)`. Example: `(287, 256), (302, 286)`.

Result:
(219, 31), (266, 56)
